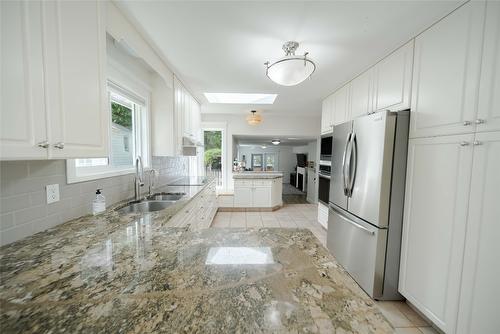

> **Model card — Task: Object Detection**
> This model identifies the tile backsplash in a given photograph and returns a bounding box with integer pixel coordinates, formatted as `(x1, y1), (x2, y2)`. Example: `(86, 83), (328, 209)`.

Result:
(0, 156), (188, 246)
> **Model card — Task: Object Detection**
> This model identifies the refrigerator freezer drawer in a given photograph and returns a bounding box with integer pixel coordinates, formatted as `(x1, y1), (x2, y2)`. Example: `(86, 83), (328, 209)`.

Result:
(327, 205), (387, 298)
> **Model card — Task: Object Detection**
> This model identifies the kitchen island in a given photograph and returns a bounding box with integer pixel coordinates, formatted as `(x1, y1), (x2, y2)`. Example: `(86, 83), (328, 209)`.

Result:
(232, 172), (283, 210)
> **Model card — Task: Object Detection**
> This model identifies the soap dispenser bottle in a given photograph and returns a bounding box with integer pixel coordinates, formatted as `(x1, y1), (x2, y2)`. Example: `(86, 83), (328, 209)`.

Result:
(92, 189), (106, 215)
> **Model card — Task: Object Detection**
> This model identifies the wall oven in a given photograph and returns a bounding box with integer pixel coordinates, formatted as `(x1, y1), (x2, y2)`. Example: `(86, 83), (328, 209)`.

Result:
(318, 164), (331, 205)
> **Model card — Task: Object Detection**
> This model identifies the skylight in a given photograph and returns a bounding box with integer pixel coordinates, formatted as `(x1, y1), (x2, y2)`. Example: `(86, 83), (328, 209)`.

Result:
(204, 93), (277, 104)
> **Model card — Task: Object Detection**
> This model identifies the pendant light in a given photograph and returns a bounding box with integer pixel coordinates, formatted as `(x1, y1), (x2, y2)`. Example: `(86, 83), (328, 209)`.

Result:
(265, 41), (316, 86)
(246, 110), (262, 125)
(271, 139), (280, 145)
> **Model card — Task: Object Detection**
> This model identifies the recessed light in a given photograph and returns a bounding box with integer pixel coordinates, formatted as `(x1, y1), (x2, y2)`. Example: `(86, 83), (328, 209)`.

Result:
(261, 145), (267, 149)
(204, 93), (277, 104)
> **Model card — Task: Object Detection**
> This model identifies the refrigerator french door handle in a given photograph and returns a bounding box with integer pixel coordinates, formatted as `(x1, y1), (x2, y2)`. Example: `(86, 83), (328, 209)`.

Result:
(347, 133), (358, 197)
(342, 133), (352, 195)
(330, 205), (375, 235)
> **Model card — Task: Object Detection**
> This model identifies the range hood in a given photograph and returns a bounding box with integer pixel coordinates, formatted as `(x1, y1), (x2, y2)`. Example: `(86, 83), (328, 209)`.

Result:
(182, 136), (204, 156)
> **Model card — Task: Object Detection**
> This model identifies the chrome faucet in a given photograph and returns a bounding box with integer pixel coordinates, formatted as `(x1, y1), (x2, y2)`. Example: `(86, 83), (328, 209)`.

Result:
(135, 156), (144, 201)
(147, 169), (156, 196)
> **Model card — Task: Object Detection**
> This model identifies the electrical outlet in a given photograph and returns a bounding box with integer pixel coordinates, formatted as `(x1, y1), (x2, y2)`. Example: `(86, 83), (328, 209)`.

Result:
(46, 184), (60, 204)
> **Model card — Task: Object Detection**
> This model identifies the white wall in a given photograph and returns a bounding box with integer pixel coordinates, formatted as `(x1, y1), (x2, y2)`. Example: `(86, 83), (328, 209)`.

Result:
(202, 113), (320, 190)
(237, 145), (296, 183)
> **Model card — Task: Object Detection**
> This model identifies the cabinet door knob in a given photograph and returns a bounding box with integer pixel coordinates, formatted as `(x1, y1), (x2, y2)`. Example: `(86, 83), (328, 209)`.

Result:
(53, 142), (65, 149)
(37, 141), (49, 148)
(473, 141), (482, 146)
(459, 141), (470, 146)
(475, 119), (485, 124)
(463, 121), (472, 126)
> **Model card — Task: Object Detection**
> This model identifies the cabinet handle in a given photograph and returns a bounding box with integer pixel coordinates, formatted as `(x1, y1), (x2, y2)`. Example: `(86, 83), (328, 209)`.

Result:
(473, 141), (482, 146)
(475, 119), (485, 125)
(460, 141), (470, 146)
(53, 142), (65, 149)
(463, 121), (472, 126)
(37, 141), (49, 149)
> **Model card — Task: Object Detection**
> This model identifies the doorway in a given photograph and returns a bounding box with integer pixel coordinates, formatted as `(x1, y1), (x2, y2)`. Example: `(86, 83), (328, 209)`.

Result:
(203, 130), (223, 188)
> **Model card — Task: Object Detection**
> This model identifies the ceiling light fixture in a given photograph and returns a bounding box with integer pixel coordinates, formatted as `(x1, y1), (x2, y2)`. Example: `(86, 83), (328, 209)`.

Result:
(246, 110), (262, 125)
(264, 41), (316, 86)
(271, 139), (281, 145)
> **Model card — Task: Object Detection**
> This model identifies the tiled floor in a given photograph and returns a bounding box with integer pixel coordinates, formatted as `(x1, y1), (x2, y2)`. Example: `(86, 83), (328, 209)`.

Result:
(211, 203), (442, 334)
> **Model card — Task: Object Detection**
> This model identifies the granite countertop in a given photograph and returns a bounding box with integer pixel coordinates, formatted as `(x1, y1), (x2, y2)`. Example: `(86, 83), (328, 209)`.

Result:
(0, 181), (393, 333)
(233, 172), (284, 179)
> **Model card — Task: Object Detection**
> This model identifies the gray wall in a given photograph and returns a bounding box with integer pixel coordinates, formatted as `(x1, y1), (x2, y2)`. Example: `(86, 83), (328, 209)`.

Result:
(0, 156), (188, 246)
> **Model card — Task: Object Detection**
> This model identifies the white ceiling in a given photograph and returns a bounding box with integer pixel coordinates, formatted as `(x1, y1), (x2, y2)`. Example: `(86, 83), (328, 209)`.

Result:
(117, 1), (462, 117)
(234, 135), (316, 147)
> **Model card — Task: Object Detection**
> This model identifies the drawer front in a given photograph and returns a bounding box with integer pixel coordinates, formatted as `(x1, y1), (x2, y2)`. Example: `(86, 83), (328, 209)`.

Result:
(235, 179), (253, 187)
(254, 179), (273, 187)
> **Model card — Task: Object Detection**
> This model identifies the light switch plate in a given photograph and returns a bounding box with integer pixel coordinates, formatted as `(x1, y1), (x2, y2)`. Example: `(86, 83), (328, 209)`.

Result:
(46, 184), (60, 204)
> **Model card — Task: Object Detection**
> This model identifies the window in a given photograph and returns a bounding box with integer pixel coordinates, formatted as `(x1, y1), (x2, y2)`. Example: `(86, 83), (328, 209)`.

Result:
(67, 82), (149, 183)
(264, 153), (276, 171)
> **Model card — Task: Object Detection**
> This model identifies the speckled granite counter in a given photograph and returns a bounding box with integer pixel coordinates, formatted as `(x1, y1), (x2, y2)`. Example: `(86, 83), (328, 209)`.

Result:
(0, 185), (393, 333)
(233, 172), (283, 179)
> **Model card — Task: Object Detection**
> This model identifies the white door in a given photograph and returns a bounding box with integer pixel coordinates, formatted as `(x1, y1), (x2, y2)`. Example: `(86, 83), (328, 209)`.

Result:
(234, 186), (253, 208)
(332, 84), (350, 125)
(44, 0), (108, 158)
(456, 131), (500, 334)
(1, 1), (47, 159)
(253, 187), (271, 208)
(350, 68), (374, 119)
(399, 134), (474, 333)
(476, 2), (500, 133)
(373, 40), (413, 112)
(409, 2), (485, 138)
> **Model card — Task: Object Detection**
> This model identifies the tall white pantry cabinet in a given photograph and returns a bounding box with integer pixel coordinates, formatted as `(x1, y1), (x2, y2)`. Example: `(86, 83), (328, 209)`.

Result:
(399, 2), (500, 334)
(1, 1), (108, 160)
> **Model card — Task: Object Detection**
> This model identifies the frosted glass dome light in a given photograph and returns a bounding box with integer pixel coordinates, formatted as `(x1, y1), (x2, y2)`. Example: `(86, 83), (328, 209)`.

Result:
(265, 41), (316, 86)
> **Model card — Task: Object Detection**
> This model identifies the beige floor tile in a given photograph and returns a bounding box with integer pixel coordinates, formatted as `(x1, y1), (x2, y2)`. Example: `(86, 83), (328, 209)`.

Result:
(262, 220), (280, 228)
(376, 301), (414, 328)
(279, 219), (298, 228)
(397, 302), (430, 327)
(246, 217), (263, 228)
(211, 218), (231, 228)
(394, 329), (423, 334)
(230, 219), (246, 228)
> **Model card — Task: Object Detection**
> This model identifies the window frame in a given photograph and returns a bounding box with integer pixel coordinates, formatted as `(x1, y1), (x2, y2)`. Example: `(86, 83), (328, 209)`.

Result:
(66, 80), (151, 184)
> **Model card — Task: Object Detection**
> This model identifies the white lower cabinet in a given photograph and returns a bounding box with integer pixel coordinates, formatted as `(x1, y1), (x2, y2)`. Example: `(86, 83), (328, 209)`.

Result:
(399, 134), (474, 333)
(456, 131), (500, 334)
(233, 179), (282, 208)
(400, 131), (500, 333)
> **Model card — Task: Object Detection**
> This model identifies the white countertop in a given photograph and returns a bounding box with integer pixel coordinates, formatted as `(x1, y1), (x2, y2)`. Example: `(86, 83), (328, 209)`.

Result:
(233, 171), (283, 179)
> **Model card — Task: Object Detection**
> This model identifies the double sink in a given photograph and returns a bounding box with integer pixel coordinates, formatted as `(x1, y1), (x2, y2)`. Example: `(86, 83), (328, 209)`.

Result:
(116, 192), (186, 214)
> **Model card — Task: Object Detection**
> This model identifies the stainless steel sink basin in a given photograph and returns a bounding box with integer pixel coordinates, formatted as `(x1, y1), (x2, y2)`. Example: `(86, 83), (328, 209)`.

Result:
(117, 200), (174, 214)
(146, 192), (186, 201)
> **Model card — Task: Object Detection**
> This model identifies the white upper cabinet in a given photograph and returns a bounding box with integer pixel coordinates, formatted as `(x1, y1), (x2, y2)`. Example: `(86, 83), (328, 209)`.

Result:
(399, 134), (474, 333)
(456, 131), (500, 334)
(151, 73), (175, 156)
(332, 83), (350, 125)
(1, 1), (47, 159)
(1, 0), (108, 160)
(410, 2), (486, 138)
(173, 76), (201, 153)
(350, 68), (374, 119)
(321, 96), (333, 134)
(476, 1), (500, 133)
(44, 1), (108, 158)
(374, 41), (414, 112)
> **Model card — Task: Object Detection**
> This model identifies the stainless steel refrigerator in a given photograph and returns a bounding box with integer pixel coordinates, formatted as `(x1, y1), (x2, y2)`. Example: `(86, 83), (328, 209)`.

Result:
(327, 110), (409, 300)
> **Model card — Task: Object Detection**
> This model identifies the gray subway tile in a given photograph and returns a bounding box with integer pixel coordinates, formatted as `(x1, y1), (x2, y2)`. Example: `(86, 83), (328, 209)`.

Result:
(14, 205), (47, 225)
(1, 194), (30, 213)
(0, 213), (14, 230)
(28, 160), (65, 177)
